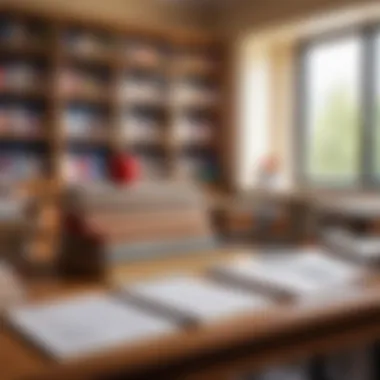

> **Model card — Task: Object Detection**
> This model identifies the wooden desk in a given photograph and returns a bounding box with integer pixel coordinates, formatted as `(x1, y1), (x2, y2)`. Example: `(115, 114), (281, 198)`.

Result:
(2, 250), (380, 380)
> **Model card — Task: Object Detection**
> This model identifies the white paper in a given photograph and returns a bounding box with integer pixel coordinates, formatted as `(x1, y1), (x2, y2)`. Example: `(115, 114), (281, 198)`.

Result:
(124, 276), (269, 323)
(324, 229), (380, 260)
(212, 249), (362, 298)
(7, 293), (176, 360)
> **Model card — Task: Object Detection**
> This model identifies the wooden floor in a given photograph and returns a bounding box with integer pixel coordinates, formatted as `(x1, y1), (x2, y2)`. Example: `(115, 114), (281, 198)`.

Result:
(2, 249), (380, 380)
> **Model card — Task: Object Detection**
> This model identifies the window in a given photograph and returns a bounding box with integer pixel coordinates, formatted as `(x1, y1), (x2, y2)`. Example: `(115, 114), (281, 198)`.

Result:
(297, 28), (380, 188)
(301, 36), (362, 185)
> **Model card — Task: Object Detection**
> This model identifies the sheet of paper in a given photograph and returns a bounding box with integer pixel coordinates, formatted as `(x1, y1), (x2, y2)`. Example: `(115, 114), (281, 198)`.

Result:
(124, 276), (269, 324)
(212, 249), (362, 297)
(7, 293), (176, 360)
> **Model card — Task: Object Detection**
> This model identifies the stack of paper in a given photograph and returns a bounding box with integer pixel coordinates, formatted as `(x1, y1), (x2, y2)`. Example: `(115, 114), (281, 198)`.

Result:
(323, 229), (380, 265)
(210, 249), (363, 300)
(120, 276), (270, 325)
(7, 293), (177, 360)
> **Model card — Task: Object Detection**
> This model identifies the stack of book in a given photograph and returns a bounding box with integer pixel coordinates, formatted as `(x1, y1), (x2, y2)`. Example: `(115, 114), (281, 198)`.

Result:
(0, 151), (42, 181)
(59, 182), (216, 277)
(171, 79), (218, 108)
(119, 76), (164, 105)
(62, 152), (106, 183)
(0, 62), (43, 92)
(0, 18), (47, 47)
(125, 41), (164, 68)
(64, 106), (106, 138)
(62, 29), (113, 58)
(0, 104), (42, 136)
(174, 53), (216, 75)
(122, 113), (161, 144)
(173, 115), (213, 145)
(322, 228), (380, 266)
(59, 67), (109, 99)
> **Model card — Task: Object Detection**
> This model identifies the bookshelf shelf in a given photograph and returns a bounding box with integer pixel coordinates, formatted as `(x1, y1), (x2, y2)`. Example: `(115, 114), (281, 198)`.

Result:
(60, 51), (116, 69)
(124, 60), (166, 75)
(174, 139), (215, 150)
(127, 139), (167, 149)
(64, 134), (111, 146)
(0, 131), (47, 142)
(59, 93), (112, 106)
(0, 43), (49, 59)
(0, 87), (47, 100)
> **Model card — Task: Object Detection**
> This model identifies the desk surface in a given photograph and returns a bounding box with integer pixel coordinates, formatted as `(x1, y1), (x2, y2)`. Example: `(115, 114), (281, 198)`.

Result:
(3, 250), (380, 380)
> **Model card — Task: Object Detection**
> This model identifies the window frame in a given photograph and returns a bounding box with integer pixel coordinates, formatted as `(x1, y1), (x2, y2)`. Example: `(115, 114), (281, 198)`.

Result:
(296, 25), (380, 190)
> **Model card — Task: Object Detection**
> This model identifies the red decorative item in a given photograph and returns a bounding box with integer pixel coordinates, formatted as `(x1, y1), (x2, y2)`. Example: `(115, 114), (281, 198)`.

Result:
(110, 152), (140, 184)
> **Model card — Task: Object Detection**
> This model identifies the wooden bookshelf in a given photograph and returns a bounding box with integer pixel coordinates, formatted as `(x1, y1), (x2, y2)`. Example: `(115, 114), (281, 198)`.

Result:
(0, 8), (225, 263)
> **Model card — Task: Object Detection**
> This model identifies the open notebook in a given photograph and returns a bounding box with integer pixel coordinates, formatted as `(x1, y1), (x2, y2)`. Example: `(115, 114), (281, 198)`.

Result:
(7, 293), (177, 360)
(119, 276), (270, 326)
(210, 249), (364, 301)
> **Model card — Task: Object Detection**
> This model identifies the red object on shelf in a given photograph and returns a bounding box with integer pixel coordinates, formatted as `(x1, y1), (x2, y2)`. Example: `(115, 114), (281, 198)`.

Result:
(110, 153), (140, 184)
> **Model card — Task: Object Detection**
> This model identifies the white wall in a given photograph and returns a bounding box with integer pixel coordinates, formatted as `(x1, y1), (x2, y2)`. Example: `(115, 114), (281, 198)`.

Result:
(236, 38), (271, 189)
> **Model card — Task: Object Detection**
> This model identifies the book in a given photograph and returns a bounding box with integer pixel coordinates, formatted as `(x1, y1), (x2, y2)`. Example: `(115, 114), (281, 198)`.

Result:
(7, 293), (177, 360)
(210, 249), (363, 300)
(119, 275), (270, 326)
